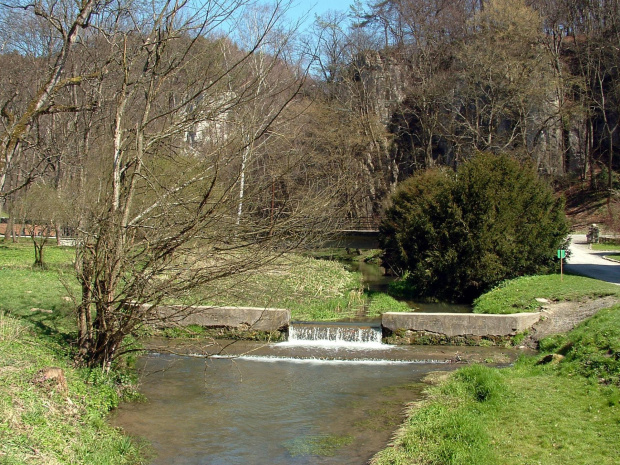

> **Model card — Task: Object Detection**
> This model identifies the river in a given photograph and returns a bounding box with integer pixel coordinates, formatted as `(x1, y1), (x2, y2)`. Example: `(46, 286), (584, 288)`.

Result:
(112, 336), (519, 464)
(111, 259), (505, 463)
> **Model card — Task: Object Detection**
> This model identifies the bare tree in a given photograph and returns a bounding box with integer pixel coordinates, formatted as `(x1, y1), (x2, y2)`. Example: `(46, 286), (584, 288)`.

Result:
(445, 0), (557, 163)
(0, 0), (100, 200)
(56, 0), (347, 369)
(14, 183), (67, 267)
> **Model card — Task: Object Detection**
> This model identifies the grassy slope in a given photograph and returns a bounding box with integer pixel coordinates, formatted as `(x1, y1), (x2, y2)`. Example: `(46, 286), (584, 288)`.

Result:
(373, 299), (620, 465)
(473, 274), (620, 314)
(0, 242), (144, 464)
(0, 314), (144, 464)
(177, 252), (410, 321)
(2, 241), (409, 324)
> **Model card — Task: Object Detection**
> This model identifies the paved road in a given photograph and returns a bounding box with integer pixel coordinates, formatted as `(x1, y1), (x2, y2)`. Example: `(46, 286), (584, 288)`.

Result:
(565, 234), (620, 285)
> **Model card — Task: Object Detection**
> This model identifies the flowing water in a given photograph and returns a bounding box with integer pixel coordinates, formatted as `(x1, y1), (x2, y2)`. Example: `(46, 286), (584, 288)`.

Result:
(112, 326), (520, 464)
(349, 260), (472, 313)
(285, 322), (383, 348)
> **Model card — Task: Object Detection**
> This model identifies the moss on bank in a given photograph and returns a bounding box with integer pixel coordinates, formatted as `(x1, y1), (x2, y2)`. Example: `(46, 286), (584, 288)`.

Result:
(383, 329), (511, 347)
(155, 324), (287, 342)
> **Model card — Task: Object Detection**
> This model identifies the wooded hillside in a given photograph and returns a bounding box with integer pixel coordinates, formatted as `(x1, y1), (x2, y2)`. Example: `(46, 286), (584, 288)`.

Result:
(2, 0), (620, 226)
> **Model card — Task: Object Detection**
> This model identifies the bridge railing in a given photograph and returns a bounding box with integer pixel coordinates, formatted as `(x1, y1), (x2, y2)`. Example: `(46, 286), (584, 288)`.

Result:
(339, 217), (381, 231)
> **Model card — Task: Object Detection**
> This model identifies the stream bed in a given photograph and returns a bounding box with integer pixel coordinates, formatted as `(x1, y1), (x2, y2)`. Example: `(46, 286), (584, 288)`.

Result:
(111, 257), (511, 463)
(112, 339), (520, 464)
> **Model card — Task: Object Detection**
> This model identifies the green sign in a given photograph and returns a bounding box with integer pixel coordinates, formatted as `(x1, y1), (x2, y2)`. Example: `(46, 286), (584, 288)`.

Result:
(557, 249), (566, 259)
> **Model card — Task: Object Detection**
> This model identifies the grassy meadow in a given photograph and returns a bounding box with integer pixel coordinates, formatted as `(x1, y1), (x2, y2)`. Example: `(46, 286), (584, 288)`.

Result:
(166, 249), (410, 321)
(4, 239), (619, 464)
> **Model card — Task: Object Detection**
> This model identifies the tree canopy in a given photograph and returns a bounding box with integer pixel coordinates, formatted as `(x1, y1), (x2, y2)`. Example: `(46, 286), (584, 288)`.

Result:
(2, 0), (620, 366)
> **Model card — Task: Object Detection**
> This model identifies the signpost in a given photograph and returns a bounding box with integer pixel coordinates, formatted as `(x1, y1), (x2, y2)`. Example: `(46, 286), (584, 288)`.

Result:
(557, 249), (566, 281)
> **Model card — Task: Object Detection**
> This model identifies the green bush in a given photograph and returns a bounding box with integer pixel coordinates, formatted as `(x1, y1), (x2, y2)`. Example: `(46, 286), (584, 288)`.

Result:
(380, 153), (569, 302)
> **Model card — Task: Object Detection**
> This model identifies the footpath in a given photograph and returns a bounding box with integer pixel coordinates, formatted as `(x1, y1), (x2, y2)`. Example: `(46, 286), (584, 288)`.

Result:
(522, 234), (620, 347)
(565, 234), (620, 284)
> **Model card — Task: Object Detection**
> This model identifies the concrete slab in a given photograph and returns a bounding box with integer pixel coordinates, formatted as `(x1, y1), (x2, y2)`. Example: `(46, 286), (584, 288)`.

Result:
(382, 312), (542, 337)
(142, 305), (290, 332)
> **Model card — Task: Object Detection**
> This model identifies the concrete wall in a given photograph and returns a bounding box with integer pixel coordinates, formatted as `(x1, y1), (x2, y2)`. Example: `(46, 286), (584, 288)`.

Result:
(382, 312), (542, 337)
(143, 305), (290, 332)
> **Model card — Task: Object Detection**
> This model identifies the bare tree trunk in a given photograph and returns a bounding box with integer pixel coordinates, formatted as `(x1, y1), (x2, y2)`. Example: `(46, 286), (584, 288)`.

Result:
(237, 144), (250, 224)
(55, 224), (61, 246)
(76, 272), (93, 361)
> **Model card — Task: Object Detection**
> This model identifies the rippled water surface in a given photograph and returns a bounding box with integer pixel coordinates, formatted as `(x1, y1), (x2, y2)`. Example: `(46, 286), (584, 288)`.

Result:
(112, 349), (448, 465)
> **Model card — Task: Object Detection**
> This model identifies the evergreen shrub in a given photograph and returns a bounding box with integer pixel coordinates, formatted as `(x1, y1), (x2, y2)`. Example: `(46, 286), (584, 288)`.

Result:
(380, 152), (569, 302)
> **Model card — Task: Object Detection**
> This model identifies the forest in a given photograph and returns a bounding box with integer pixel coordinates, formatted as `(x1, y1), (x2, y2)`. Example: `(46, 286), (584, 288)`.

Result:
(3, 0), (620, 225)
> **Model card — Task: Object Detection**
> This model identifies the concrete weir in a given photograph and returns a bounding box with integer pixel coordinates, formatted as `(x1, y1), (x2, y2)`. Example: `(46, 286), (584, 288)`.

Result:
(143, 305), (542, 342)
(143, 305), (290, 332)
(381, 311), (542, 338)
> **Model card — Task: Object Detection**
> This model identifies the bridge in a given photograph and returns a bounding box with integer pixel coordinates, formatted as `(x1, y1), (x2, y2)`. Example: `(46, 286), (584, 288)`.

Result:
(324, 217), (381, 249)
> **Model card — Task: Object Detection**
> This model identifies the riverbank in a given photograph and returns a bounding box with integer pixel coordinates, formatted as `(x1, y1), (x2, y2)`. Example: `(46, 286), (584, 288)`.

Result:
(0, 312), (145, 463)
(0, 241), (406, 463)
(0, 242), (146, 463)
(371, 299), (620, 465)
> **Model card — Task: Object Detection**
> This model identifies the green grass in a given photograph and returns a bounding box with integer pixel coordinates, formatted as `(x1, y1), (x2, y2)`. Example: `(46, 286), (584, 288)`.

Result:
(373, 298), (620, 465)
(0, 241), (75, 270)
(473, 274), (620, 314)
(592, 243), (620, 251)
(538, 304), (620, 384)
(0, 268), (79, 332)
(0, 241), (145, 464)
(1, 240), (408, 325)
(0, 312), (145, 464)
(303, 248), (382, 264)
(366, 292), (411, 317)
(185, 254), (366, 320)
(181, 253), (409, 321)
(0, 240), (79, 332)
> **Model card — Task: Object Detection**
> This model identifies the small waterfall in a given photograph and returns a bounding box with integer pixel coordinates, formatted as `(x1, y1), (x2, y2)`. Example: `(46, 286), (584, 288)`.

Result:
(283, 322), (384, 348)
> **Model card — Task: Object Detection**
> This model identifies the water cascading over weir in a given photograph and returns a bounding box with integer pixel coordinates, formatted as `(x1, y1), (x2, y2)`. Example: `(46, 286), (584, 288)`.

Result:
(283, 322), (384, 349)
